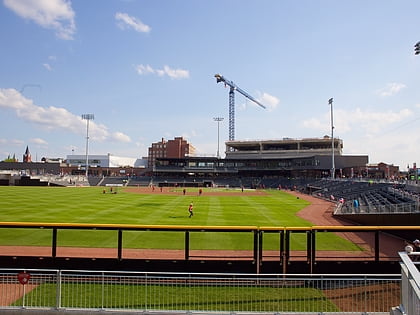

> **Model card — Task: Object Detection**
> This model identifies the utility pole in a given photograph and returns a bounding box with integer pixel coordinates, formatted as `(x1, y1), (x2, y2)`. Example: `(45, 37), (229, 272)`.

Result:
(82, 114), (94, 178)
(329, 98), (335, 179)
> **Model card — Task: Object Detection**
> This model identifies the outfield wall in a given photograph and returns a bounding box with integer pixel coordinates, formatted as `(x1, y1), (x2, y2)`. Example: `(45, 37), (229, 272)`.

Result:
(0, 223), (415, 274)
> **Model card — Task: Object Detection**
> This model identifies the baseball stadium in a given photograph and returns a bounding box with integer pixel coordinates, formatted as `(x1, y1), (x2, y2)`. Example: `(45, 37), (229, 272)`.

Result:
(0, 136), (419, 314)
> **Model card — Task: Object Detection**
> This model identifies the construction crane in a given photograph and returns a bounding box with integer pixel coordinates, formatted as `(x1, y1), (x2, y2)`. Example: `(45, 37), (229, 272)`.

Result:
(214, 74), (266, 141)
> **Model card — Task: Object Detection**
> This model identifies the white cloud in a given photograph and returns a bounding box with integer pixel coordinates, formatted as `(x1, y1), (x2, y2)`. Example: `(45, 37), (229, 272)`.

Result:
(43, 63), (52, 71)
(302, 117), (328, 131)
(258, 92), (279, 111)
(301, 106), (418, 166)
(376, 82), (406, 97)
(0, 138), (24, 146)
(110, 132), (131, 143)
(4, 0), (76, 40)
(43, 55), (57, 71)
(0, 88), (131, 143)
(30, 137), (48, 145)
(115, 12), (151, 33)
(302, 107), (413, 136)
(135, 64), (154, 75)
(135, 64), (190, 79)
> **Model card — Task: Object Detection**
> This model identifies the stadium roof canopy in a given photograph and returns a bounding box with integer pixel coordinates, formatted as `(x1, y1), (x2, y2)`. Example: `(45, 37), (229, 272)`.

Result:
(225, 137), (343, 160)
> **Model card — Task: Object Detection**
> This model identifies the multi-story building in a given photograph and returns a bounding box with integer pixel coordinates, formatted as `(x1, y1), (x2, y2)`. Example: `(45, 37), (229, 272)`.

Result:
(148, 137), (195, 168)
(366, 162), (400, 179)
(153, 136), (369, 181)
(64, 153), (147, 176)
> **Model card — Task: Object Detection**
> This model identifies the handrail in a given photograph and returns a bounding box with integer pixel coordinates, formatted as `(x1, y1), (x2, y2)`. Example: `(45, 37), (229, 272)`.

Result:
(312, 225), (420, 231)
(0, 222), (258, 231)
(0, 221), (418, 232)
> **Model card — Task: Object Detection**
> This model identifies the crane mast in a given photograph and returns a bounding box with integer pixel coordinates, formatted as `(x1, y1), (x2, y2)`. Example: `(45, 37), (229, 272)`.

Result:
(214, 74), (266, 141)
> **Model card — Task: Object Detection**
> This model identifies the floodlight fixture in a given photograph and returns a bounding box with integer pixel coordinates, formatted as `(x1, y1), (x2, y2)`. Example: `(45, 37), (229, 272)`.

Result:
(415, 41), (420, 55)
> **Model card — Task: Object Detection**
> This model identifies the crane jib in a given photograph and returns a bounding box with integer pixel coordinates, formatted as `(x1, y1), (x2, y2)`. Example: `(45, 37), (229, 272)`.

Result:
(234, 87), (266, 109)
(214, 73), (266, 141)
(214, 74), (266, 109)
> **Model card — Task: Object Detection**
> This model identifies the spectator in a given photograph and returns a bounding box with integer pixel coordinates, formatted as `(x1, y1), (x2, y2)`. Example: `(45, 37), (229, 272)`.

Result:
(413, 239), (420, 252)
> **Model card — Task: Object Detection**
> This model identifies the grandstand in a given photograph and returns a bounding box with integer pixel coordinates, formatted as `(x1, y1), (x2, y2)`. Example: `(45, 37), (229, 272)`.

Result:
(304, 179), (420, 241)
(307, 179), (418, 214)
(127, 176), (152, 187)
(151, 137), (368, 187)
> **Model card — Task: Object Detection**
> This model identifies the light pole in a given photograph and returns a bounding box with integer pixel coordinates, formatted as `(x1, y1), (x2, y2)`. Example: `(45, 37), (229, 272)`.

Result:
(81, 114), (94, 177)
(213, 117), (224, 158)
(413, 43), (419, 181)
(328, 98), (335, 179)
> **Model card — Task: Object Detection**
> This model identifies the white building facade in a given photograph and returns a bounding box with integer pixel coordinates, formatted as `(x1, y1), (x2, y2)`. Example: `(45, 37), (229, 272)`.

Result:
(65, 154), (147, 168)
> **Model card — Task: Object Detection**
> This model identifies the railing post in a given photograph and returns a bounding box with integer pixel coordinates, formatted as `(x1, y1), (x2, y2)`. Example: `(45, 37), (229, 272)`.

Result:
(280, 229), (287, 274)
(285, 230), (290, 267)
(185, 231), (190, 260)
(258, 230), (263, 267)
(306, 230), (312, 266)
(56, 270), (61, 309)
(117, 229), (123, 261)
(375, 230), (380, 262)
(101, 271), (105, 310)
(310, 229), (316, 273)
(280, 229), (284, 267)
(253, 230), (259, 269)
(52, 228), (57, 258)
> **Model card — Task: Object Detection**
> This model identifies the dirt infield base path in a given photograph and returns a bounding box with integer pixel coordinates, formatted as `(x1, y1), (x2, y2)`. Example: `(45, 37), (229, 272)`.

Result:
(0, 190), (404, 260)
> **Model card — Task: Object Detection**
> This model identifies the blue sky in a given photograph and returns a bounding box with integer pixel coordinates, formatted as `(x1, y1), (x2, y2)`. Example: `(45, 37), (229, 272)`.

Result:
(1, 0), (419, 169)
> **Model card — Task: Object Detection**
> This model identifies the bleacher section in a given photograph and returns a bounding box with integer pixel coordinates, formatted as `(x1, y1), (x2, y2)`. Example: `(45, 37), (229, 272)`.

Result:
(87, 176), (103, 186)
(213, 177), (241, 188)
(126, 176), (152, 187)
(260, 177), (315, 190)
(99, 177), (128, 187)
(307, 179), (419, 214)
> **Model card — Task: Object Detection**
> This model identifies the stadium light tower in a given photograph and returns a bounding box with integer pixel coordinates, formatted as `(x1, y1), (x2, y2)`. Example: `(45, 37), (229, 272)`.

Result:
(415, 41), (420, 55)
(82, 114), (94, 178)
(328, 98), (335, 179)
(213, 117), (224, 158)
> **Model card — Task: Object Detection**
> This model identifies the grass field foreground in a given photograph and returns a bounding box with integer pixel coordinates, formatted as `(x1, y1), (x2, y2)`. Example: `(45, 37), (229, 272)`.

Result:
(14, 282), (339, 312)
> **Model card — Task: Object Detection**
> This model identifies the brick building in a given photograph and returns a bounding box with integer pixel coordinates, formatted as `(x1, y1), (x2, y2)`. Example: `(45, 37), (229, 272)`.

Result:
(366, 162), (400, 179)
(148, 137), (195, 168)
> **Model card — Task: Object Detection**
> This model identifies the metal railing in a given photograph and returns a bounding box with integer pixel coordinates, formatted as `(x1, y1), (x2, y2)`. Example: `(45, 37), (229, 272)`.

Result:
(335, 201), (419, 214)
(398, 251), (420, 315)
(0, 269), (400, 314)
(1, 222), (416, 263)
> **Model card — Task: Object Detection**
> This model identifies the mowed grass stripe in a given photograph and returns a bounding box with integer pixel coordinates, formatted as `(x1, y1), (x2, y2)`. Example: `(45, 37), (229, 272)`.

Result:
(0, 186), (361, 251)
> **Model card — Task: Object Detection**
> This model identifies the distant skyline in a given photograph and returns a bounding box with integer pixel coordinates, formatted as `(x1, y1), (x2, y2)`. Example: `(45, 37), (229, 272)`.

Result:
(1, 0), (419, 169)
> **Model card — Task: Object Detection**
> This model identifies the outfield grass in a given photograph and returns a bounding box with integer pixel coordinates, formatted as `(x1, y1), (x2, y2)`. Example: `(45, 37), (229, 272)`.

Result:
(14, 282), (340, 312)
(0, 186), (361, 251)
